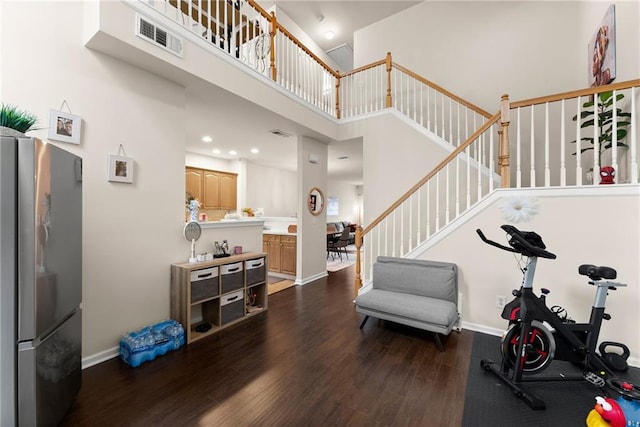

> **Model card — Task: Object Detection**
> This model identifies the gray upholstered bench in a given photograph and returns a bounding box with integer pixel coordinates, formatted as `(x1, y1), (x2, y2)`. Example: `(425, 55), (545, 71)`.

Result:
(355, 256), (459, 351)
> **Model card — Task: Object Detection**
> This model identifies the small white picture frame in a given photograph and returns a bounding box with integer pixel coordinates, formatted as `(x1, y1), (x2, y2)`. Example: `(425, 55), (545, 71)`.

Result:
(48, 109), (82, 144)
(108, 154), (134, 184)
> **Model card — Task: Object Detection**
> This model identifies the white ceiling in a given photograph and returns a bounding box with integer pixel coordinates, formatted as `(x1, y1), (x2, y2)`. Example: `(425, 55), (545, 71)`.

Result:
(185, 1), (421, 184)
(271, 1), (421, 53)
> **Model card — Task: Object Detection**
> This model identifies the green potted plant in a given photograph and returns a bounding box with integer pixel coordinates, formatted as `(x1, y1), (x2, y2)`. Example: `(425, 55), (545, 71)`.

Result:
(572, 91), (632, 184)
(0, 103), (38, 137)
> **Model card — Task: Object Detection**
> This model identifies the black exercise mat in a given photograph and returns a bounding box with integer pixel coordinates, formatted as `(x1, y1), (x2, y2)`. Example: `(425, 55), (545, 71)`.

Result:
(462, 332), (640, 426)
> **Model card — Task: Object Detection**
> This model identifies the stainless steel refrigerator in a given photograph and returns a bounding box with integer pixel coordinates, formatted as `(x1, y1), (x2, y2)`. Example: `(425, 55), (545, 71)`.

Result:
(0, 136), (82, 426)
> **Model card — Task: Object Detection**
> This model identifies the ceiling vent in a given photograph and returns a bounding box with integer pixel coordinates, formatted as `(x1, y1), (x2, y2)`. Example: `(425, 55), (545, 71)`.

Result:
(268, 129), (291, 138)
(136, 14), (184, 58)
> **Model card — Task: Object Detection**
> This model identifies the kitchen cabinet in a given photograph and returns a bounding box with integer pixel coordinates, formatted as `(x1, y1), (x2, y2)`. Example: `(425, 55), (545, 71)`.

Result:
(185, 167), (203, 201)
(280, 236), (296, 275)
(185, 167), (237, 210)
(263, 234), (296, 275)
(171, 253), (267, 344)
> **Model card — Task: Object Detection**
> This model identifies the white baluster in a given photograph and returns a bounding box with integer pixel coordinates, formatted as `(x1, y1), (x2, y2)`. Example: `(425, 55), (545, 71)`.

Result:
(489, 127), (495, 192)
(576, 96), (583, 185)
(455, 155), (460, 216)
(456, 103), (461, 147)
(631, 87), (638, 183)
(516, 107), (522, 188)
(413, 79), (418, 123)
(560, 100), (566, 186)
(593, 94), (600, 177)
(426, 180), (431, 238)
(420, 82), (424, 127)
(434, 90), (438, 135)
(611, 89), (618, 174)
(417, 187), (421, 246)
(445, 164), (450, 224)
(530, 106), (536, 187)
(449, 98), (453, 143)
(441, 93), (445, 139)
(545, 102), (550, 187)
(391, 212), (396, 257)
(477, 136), (482, 201)
(435, 172), (440, 231)
(426, 86), (431, 131)
(401, 202), (406, 254)
(466, 145), (471, 209)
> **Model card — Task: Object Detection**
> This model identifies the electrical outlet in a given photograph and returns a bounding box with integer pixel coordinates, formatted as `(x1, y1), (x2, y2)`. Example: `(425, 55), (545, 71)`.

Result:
(496, 295), (507, 309)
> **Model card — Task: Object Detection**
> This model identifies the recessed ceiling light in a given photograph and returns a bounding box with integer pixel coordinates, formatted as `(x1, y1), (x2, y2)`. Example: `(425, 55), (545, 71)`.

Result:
(229, 150), (237, 156)
(250, 148), (259, 154)
(212, 148), (221, 154)
(202, 136), (213, 143)
(325, 30), (335, 40)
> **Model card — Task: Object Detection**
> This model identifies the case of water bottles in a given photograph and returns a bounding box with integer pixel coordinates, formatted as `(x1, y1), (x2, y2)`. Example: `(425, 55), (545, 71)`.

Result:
(119, 319), (185, 368)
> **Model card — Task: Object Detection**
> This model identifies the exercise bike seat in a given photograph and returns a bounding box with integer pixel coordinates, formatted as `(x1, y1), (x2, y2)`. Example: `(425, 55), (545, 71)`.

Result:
(579, 264), (617, 280)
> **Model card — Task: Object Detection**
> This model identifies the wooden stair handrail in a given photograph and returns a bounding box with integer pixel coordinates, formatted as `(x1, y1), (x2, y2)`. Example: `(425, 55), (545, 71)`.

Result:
(340, 59), (387, 78)
(361, 111), (501, 236)
(510, 79), (640, 109)
(392, 62), (492, 119)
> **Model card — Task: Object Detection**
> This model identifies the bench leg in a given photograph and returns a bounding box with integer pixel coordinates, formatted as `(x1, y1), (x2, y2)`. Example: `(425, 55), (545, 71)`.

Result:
(359, 315), (369, 329)
(432, 332), (444, 352)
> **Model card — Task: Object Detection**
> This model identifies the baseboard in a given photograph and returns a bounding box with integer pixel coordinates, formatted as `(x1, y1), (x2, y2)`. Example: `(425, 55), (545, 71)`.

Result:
(80, 321), (640, 370)
(297, 271), (327, 286)
(460, 321), (503, 337)
(82, 346), (119, 369)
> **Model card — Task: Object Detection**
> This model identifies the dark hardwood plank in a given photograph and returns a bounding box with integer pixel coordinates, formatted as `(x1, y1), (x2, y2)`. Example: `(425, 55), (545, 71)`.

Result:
(60, 266), (474, 426)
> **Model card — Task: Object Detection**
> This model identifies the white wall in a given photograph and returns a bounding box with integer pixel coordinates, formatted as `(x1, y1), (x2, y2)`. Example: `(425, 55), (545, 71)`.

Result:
(354, 2), (639, 112)
(185, 152), (237, 173)
(245, 162), (297, 217)
(339, 111), (457, 223)
(416, 187), (640, 364)
(271, 6), (340, 72)
(1, 2), (188, 358)
(297, 136), (329, 284)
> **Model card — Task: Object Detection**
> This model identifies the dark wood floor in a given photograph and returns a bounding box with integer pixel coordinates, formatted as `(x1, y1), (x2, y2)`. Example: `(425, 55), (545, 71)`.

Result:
(60, 266), (474, 426)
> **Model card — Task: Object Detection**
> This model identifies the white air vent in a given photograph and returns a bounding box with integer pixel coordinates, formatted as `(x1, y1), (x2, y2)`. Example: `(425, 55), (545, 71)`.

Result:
(136, 14), (183, 58)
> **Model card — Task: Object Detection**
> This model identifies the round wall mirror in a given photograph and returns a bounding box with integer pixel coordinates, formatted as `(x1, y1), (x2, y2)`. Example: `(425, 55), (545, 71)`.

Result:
(308, 187), (324, 216)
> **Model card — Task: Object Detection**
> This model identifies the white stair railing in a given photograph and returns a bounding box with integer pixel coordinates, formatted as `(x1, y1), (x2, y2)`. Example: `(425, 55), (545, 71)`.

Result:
(509, 81), (639, 187)
(355, 113), (502, 291)
(391, 62), (491, 147)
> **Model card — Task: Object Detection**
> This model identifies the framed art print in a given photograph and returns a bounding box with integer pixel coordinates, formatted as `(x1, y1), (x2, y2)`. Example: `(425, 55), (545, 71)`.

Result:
(108, 154), (134, 184)
(48, 109), (82, 144)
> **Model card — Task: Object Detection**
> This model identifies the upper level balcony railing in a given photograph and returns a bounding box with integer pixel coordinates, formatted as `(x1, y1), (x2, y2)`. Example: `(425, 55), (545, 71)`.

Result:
(137, 0), (489, 135)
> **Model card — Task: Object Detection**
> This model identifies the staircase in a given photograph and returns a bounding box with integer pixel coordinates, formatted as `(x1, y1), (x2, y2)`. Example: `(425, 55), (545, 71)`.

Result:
(137, 0), (639, 298)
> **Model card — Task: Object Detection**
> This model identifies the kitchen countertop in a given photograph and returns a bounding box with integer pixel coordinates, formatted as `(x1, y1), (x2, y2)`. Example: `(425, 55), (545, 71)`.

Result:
(263, 230), (296, 236)
(195, 219), (265, 229)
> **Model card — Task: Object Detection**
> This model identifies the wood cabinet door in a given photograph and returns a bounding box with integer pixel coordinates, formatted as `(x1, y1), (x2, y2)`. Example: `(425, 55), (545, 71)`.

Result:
(280, 236), (296, 275)
(202, 170), (222, 209)
(263, 235), (281, 272)
(185, 168), (203, 202)
(219, 173), (237, 210)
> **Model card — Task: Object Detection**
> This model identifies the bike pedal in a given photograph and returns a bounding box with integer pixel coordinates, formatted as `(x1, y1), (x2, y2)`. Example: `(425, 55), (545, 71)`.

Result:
(583, 371), (606, 387)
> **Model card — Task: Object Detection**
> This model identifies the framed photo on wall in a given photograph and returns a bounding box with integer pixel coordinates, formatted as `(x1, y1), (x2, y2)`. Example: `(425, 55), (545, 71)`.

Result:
(48, 109), (82, 144)
(588, 5), (616, 87)
(108, 154), (134, 184)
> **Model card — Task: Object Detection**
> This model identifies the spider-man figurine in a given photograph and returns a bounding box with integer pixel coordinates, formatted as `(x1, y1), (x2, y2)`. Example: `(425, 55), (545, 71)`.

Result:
(600, 166), (615, 184)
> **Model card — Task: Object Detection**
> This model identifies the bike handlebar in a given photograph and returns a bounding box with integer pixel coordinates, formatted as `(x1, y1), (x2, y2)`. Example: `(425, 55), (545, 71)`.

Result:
(476, 225), (557, 259)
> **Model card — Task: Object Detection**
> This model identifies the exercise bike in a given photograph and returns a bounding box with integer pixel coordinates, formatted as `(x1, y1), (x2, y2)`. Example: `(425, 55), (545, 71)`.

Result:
(476, 224), (630, 410)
